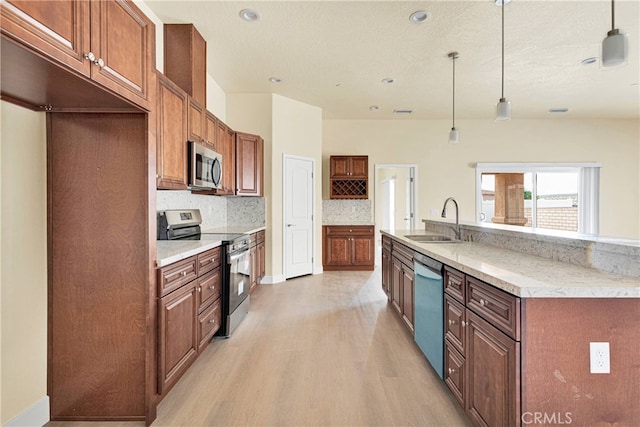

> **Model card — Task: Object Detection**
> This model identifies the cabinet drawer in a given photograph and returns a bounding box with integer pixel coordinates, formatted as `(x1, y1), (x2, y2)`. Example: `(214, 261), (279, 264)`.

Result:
(257, 230), (265, 244)
(444, 341), (465, 408)
(444, 266), (465, 303)
(198, 298), (221, 351)
(467, 276), (520, 340)
(382, 235), (392, 251)
(445, 294), (465, 356)
(197, 246), (221, 275)
(324, 225), (374, 236)
(198, 268), (221, 312)
(158, 256), (197, 297)
(392, 241), (414, 268)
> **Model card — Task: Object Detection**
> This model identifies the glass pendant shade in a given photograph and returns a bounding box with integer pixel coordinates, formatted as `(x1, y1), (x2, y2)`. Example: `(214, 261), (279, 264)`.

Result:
(496, 98), (511, 121)
(449, 127), (459, 144)
(602, 29), (628, 67)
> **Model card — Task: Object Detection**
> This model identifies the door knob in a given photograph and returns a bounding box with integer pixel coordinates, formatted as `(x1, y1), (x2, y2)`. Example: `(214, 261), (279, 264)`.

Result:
(286, 224), (295, 227)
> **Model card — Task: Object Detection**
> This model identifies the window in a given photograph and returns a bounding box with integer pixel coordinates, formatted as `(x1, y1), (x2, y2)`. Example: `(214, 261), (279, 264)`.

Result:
(476, 163), (601, 234)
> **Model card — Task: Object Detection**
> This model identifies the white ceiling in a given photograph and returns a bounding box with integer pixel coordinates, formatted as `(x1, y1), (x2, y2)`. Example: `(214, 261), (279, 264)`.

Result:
(145, 0), (640, 120)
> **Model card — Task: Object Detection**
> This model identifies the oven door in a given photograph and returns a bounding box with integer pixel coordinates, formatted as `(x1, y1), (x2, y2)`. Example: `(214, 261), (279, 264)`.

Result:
(228, 247), (250, 312)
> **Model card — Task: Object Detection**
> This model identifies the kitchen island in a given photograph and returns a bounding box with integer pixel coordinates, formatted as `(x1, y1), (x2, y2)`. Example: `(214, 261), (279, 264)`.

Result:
(381, 228), (639, 427)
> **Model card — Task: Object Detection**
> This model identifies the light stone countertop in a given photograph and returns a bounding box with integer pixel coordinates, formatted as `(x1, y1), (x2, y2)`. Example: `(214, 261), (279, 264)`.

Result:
(322, 222), (376, 226)
(382, 229), (640, 298)
(156, 225), (266, 267)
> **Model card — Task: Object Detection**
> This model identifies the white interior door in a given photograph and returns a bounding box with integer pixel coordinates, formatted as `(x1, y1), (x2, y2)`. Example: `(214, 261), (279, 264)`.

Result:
(284, 155), (314, 279)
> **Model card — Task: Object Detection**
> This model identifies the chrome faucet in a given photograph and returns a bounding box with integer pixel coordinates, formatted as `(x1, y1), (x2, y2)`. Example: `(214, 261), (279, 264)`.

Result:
(441, 197), (461, 240)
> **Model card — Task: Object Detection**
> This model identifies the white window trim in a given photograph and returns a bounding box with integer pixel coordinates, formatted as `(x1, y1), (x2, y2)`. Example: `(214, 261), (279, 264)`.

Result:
(475, 162), (602, 234)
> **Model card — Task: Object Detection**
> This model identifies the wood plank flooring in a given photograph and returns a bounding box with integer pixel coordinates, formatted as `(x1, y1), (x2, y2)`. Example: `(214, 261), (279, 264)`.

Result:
(47, 269), (471, 427)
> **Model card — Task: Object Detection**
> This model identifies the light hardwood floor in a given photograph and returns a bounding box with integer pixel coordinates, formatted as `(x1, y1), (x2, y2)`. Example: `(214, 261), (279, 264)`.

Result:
(48, 269), (471, 427)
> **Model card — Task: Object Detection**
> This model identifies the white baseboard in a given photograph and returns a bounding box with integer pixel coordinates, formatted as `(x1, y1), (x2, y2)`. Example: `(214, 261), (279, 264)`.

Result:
(260, 274), (285, 284)
(5, 396), (49, 427)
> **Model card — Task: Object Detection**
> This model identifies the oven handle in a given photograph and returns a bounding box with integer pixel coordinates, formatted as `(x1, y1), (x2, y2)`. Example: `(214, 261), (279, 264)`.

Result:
(228, 249), (249, 264)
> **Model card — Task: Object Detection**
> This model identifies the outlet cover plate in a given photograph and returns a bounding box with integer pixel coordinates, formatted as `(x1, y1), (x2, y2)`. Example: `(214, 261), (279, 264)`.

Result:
(590, 342), (610, 374)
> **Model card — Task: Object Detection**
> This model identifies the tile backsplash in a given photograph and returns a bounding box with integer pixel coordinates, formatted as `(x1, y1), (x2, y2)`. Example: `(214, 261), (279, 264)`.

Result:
(156, 191), (265, 230)
(322, 199), (373, 225)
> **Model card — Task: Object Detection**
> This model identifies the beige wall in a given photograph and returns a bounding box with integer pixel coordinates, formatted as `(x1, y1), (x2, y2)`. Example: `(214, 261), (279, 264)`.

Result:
(0, 102), (48, 423)
(323, 118), (640, 240)
(227, 94), (323, 281)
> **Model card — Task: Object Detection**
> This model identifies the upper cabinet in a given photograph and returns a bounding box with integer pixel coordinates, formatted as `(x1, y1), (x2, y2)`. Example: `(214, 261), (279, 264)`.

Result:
(329, 155), (368, 199)
(0, 0), (154, 111)
(216, 120), (236, 196)
(164, 24), (206, 107)
(157, 72), (188, 190)
(235, 132), (264, 197)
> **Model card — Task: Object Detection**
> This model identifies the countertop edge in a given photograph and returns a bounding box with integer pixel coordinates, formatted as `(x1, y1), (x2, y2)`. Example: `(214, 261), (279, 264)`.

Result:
(382, 230), (640, 299)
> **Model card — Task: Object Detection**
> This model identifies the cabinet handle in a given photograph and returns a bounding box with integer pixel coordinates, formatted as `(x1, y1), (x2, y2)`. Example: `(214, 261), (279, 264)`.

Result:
(208, 319), (216, 324)
(448, 368), (456, 375)
(448, 319), (457, 325)
(210, 258), (215, 263)
(197, 287), (201, 293)
(94, 57), (105, 67)
(480, 298), (486, 306)
(461, 320), (467, 327)
(209, 285), (215, 290)
(84, 52), (96, 62)
(349, 229), (353, 232)
(181, 271), (187, 277)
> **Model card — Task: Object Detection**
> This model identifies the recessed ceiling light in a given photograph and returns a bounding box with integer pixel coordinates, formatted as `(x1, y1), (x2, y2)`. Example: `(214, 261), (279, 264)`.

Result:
(393, 109), (413, 114)
(239, 9), (260, 22)
(548, 108), (569, 113)
(381, 78), (395, 84)
(369, 105), (380, 111)
(581, 57), (598, 65)
(409, 11), (430, 24)
(268, 77), (282, 83)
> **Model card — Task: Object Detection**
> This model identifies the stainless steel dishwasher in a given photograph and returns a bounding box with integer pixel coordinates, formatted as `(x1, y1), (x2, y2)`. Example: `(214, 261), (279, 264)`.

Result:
(413, 252), (444, 379)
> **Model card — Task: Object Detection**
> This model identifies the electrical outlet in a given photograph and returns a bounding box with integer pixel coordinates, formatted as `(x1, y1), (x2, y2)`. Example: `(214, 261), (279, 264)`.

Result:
(590, 342), (610, 374)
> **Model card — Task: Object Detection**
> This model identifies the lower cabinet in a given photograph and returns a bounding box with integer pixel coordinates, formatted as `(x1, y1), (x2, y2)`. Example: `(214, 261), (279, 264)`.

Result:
(444, 266), (521, 427)
(249, 230), (266, 292)
(390, 240), (414, 333)
(323, 225), (375, 271)
(381, 235), (392, 299)
(157, 246), (222, 396)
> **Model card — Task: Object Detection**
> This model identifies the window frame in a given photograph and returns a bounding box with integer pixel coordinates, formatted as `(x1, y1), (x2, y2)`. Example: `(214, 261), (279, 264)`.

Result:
(475, 162), (602, 234)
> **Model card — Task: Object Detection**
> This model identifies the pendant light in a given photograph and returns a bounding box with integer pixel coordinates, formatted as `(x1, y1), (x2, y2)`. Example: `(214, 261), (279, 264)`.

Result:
(602, 0), (628, 67)
(495, 0), (511, 121)
(448, 52), (460, 144)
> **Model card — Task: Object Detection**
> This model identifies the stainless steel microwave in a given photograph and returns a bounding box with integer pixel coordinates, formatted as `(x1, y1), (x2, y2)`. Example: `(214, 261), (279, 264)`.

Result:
(189, 141), (222, 189)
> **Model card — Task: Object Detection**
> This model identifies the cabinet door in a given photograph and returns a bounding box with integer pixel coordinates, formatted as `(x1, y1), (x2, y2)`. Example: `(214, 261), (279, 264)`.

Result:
(445, 341), (465, 407)
(401, 266), (414, 332)
(330, 156), (350, 177)
(216, 121), (236, 195)
(188, 97), (205, 143)
(235, 132), (264, 196)
(158, 281), (198, 394)
(204, 112), (217, 150)
(197, 268), (221, 312)
(257, 240), (265, 284)
(445, 294), (466, 355)
(197, 298), (221, 351)
(381, 247), (391, 298)
(351, 235), (374, 266)
(90, 0), (153, 110)
(391, 257), (403, 315)
(325, 235), (351, 266)
(0, 0), (91, 76)
(466, 310), (520, 427)
(349, 156), (368, 178)
(156, 74), (188, 190)
(249, 244), (258, 292)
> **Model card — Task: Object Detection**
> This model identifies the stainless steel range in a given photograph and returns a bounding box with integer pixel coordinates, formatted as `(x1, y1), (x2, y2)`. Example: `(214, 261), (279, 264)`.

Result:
(158, 209), (250, 337)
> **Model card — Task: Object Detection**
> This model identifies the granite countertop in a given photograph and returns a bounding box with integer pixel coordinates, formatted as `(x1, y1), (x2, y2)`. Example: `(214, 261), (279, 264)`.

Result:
(156, 225), (266, 268)
(382, 229), (640, 298)
(323, 222), (375, 226)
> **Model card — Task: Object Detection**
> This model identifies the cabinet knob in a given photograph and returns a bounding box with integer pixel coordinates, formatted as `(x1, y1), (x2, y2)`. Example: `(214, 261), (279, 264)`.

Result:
(208, 319), (216, 324)
(461, 320), (467, 327)
(448, 319), (457, 326)
(197, 287), (201, 292)
(448, 368), (456, 375)
(349, 229), (353, 232)
(209, 285), (215, 290)
(84, 51), (96, 62)
(94, 57), (105, 67)
(181, 271), (187, 277)
(480, 298), (486, 306)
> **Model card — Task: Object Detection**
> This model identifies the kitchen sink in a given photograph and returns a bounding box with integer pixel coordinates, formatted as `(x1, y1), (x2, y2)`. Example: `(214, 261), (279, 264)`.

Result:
(404, 234), (462, 243)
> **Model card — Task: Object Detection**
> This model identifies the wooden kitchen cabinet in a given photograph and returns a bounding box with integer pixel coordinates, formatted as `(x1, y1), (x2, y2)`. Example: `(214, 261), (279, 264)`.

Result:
(443, 265), (521, 427)
(249, 230), (266, 292)
(158, 279), (198, 395)
(329, 155), (368, 199)
(323, 225), (374, 271)
(216, 121), (236, 195)
(157, 246), (222, 396)
(381, 236), (392, 300)
(204, 111), (218, 151)
(235, 132), (264, 196)
(156, 72), (189, 190)
(257, 232), (266, 283)
(1, 0), (154, 110)
(188, 97), (205, 144)
(390, 240), (414, 332)
(163, 23), (206, 106)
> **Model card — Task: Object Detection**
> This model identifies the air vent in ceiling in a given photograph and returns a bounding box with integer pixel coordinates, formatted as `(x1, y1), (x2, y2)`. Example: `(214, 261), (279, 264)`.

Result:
(393, 109), (413, 115)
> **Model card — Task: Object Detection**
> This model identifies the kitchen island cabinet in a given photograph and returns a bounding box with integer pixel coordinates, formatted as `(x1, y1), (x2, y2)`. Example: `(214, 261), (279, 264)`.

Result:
(381, 230), (640, 426)
(391, 240), (414, 332)
(322, 225), (374, 271)
(1, 0), (154, 110)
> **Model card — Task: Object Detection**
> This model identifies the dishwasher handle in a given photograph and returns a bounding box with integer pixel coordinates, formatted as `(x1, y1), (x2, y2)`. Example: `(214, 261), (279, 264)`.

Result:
(414, 252), (443, 275)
